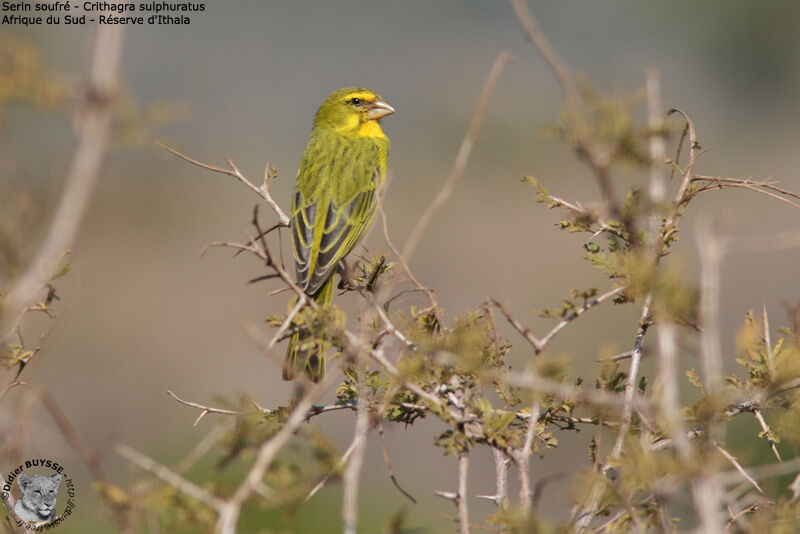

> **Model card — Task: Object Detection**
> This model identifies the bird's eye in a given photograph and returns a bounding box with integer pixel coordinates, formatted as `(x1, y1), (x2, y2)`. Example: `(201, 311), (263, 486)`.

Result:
(350, 97), (362, 106)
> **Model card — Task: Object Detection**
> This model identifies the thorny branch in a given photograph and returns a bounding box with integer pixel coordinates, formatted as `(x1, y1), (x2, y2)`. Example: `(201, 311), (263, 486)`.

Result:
(167, 390), (238, 426)
(490, 285), (626, 356)
(435, 453), (471, 534)
(510, 0), (621, 219)
(377, 200), (442, 323)
(157, 143), (290, 227)
(476, 448), (510, 506)
(214, 368), (331, 534)
(686, 175), (800, 210)
(571, 74), (726, 532)
(117, 3), (800, 532)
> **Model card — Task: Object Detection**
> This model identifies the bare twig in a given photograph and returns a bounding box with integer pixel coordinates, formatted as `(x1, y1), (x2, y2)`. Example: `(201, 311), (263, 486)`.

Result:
(342, 366), (369, 534)
(378, 422), (417, 503)
(116, 443), (225, 511)
(506, 369), (651, 413)
(458, 453), (470, 534)
(157, 143), (290, 226)
(401, 51), (512, 262)
(377, 201), (441, 323)
(304, 439), (357, 503)
(725, 501), (774, 530)
(753, 408), (782, 463)
(656, 323), (691, 461)
(250, 205), (310, 301)
(176, 423), (232, 474)
(697, 219), (723, 395)
(717, 456), (800, 487)
(38, 390), (108, 483)
(167, 390), (238, 426)
(539, 194), (626, 240)
(215, 378), (330, 534)
(509, 0), (578, 107)
(510, 0), (620, 218)
(762, 304), (775, 381)
(610, 295), (652, 458)
(715, 443), (764, 495)
(0, 469), (24, 534)
(596, 350), (634, 363)
(573, 295), (652, 531)
(3, 26), (124, 344)
(490, 285), (625, 357)
(539, 286), (626, 348)
(694, 217), (725, 534)
(686, 176), (800, 210)
(645, 68), (667, 205)
(0, 378), (27, 405)
(652, 395), (797, 452)
(774, 377), (800, 396)
(168, 388), (360, 426)
(489, 298), (543, 352)
(354, 335), (442, 409)
(438, 454), (472, 534)
(477, 448), (510, 506)
(665, 108), (698, 205)
(517, 402), (540, 513)
(361, 290), (416, 349)
(304, 402), (356, 420)
(265, 294), (307, 351)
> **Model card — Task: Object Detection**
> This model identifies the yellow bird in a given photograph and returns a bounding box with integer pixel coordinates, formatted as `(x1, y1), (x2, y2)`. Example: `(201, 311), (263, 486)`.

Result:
(284, 87), (395, 382)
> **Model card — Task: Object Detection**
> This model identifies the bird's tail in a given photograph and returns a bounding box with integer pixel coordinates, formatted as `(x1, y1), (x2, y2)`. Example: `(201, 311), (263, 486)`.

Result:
(283, 276), (335, 383)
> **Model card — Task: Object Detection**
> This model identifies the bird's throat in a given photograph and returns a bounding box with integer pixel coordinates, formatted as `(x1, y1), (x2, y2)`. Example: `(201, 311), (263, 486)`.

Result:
(355, 120), (386, 139)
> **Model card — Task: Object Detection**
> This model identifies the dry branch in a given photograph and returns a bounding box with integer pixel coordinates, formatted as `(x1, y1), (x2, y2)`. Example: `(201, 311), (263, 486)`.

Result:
(120, 5), (800, 532)
(342, 364), (369, 534)
(157, 143), (290, 226)
(510, 0), (620, 218)
(401, 51), (512, 263)
(477, 448), (510, 506)
(215, 378), (330, 534)
(116, 443), (226, 512)
(378, 422), (417, 504)
(167, 390), (238, 426)
(3, 26), (124, 343)
(490, 285), (626, 356)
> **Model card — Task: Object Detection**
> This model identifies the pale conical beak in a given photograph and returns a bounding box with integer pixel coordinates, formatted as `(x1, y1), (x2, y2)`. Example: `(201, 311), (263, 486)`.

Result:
(365, 98), (395, 120)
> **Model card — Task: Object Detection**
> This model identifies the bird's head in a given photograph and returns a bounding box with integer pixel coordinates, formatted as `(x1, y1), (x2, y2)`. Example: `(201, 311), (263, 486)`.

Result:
(313, 87), (395, 138)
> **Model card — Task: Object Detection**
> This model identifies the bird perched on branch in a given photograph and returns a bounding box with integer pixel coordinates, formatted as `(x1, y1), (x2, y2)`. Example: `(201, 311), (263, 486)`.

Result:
(284, 87), (395, 382)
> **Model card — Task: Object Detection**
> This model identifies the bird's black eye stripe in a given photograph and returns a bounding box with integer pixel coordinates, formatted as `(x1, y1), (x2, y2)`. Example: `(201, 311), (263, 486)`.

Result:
(350, 97), (362, 106)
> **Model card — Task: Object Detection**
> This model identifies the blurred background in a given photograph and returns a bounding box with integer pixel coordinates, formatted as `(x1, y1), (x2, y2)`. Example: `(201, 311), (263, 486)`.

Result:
(1, 1), (800, 531)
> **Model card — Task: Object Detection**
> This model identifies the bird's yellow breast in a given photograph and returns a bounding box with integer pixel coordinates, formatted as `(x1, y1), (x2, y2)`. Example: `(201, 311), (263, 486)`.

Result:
(335, 114), (387, 140)
(356, 120), (387, 139)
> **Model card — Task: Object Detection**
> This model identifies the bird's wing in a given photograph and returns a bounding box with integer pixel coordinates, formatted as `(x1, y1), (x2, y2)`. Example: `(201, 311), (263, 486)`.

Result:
(291, 138), (382, 296)
(309, 172), (379, 294)
(291, 188), (317, 292)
